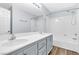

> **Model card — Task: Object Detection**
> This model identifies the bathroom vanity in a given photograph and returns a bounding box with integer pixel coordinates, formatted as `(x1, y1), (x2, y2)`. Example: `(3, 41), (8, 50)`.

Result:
(0, 32), (53, 55)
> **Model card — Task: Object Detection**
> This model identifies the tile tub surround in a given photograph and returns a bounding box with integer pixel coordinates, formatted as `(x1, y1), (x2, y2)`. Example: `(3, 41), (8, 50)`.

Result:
(0, 32), (53, 55)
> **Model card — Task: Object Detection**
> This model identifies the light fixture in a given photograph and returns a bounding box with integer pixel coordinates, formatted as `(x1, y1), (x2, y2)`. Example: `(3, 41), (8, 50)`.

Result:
(32, 3), (41, 8)
(55, 19), (59, 22)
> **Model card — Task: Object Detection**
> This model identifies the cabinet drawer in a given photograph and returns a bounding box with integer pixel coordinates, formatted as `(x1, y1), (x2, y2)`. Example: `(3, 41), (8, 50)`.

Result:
(38, 46), (46, 55)
(23, 43), (37, 55)
(9, 42), (37, 55)
(38, 38), (46, 50)
(16, 52), (24, 55)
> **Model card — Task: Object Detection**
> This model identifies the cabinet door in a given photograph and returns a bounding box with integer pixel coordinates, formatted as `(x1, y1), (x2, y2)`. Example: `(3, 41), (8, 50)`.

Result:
(23, 43), (37, 55)
(38, 39), (46, 50)
(47, 35), (53, 54)
(38, 46), (46, 55)
(16, 52), (24, 55)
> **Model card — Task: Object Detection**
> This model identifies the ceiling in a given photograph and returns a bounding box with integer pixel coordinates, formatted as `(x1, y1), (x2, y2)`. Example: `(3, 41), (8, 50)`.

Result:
(0, 3), (11, 10)
(43, 3), (79, 13)
(0, 3), (79, 18)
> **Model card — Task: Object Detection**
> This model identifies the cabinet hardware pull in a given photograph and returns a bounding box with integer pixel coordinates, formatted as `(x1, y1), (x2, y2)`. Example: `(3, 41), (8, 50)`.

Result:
(23, 53), (27, 55)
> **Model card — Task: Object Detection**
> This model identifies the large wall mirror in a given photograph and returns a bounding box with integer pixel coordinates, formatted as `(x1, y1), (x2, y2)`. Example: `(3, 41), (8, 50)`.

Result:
(11, 3), (44, 34)
(0, 3), (36, 34)
(12, 4), (32, 33)
(0, 3), (11, 34)
(0, 3), (45, 34)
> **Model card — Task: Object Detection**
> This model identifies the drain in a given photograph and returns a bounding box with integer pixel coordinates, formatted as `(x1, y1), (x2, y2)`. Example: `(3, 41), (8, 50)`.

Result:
(72, 38), (77, 40)
(64, 34), (67, 36)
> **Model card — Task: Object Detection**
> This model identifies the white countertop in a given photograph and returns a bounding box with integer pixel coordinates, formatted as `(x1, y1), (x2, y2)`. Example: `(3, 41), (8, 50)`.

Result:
(0, 32), (52, 55)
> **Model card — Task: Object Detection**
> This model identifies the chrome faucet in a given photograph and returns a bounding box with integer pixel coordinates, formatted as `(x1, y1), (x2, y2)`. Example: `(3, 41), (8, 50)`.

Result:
(40, 32), (42, 34)
(39, 32), (43, 34)
(9, 34), (16, 40)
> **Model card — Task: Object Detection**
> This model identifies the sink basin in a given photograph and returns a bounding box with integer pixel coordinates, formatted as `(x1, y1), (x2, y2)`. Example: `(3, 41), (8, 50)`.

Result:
(1, 39), (28, 47)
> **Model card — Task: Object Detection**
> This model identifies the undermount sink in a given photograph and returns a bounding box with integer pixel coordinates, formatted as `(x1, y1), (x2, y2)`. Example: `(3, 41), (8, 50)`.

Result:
(1, 39), (28, 47)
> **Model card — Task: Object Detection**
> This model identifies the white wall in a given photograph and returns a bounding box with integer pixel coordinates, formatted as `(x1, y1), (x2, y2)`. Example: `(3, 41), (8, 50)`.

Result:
(30, 19), (37, 32)
(35, 16), (46, 32)
(76, 10), (79, 34)
(12, 5), (32, 33)
(46, 10), (79, 35)
(0, 7), (10, 34)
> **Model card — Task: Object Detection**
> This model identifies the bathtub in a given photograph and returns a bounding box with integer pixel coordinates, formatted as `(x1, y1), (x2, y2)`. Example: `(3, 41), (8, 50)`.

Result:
(53, 34), (79, 53)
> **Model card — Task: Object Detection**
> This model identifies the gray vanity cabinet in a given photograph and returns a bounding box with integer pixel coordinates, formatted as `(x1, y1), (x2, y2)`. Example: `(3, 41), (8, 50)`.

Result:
(38, 39), (46, 50)
(47, 35), (53, 54)
(38, 46), (46, 55)
(23, 43), (37, 55)
(15, 51), (24, 55)
(8, 35), (53, 55)
(9, 42), (37, 55)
